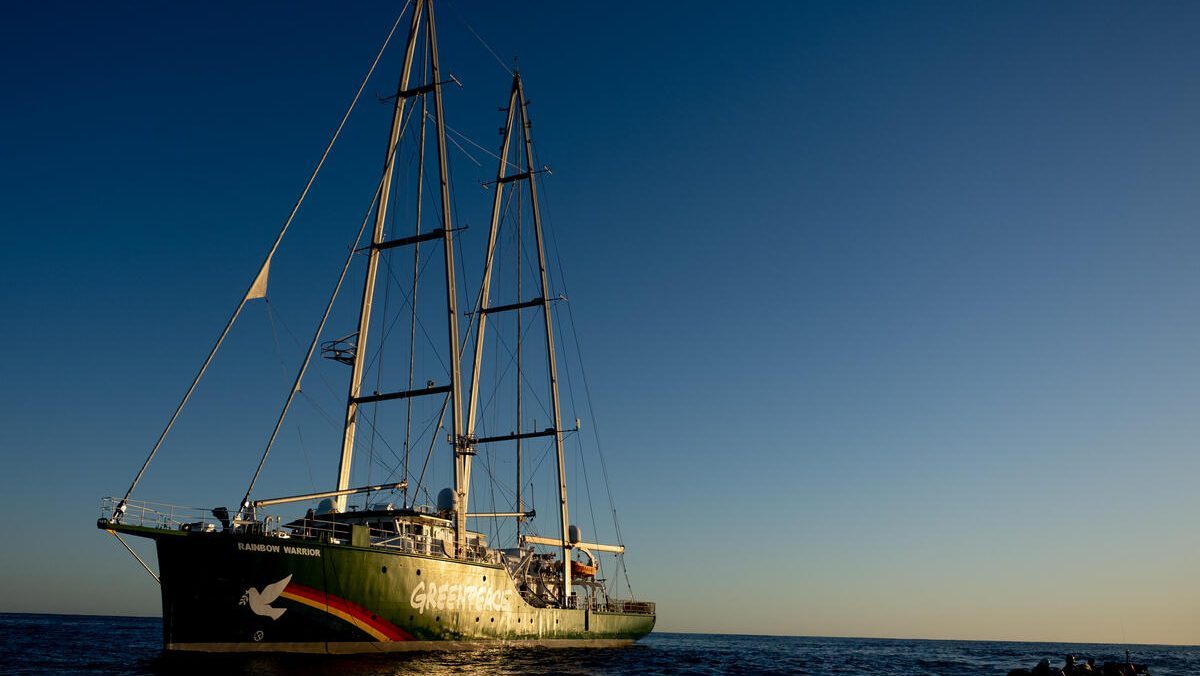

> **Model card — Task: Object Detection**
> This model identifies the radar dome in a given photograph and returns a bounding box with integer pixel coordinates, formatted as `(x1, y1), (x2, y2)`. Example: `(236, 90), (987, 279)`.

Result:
(436, 488), (456, 512)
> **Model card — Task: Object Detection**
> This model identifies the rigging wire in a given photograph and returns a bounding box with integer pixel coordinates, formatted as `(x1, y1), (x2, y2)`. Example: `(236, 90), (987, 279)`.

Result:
(409, 267), (495, 506)
(298, 382), (434, 494)
(263, 300), (295, 389)
(108, 532), (159, 584)
(368, 137), (406, 500)
(524, 437), (559, 490)
(366, 82), (427, 502)
(514, 171), (525, 546)
(467, 184), (553, 436)
(552, 295), (602, 567)
(445, 131), (484, 167)
(298, 390), (341, 431)
(370, 248), (447, 375)
(486, 313), (551, 419)
(444, 0), (515, 78)
(485, 226), (503, 545)
(403, 35), (432, 507)
(445, 123), (523, 172)
(356, 95), (436, 375)
(292, 415), (317, 493)
(240, 92), (464, 505)
(114, 1), (412, 517)
(474, 311), (545, 426)
(376, 408), (443, 486)
(266, 305), (417, 474)
(264, 299), (316, 492)
(273, 336), (442, 497)
(238, 172), (387, 513)
(533, 139), (636, 597)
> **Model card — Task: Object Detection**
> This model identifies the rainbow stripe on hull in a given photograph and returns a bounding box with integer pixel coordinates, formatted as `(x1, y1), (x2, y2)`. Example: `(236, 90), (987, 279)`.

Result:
(278, 582), (413, 642)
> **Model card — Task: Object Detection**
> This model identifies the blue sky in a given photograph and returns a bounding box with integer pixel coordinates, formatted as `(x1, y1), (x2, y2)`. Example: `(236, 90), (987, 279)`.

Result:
(2, 1), (1200, 644)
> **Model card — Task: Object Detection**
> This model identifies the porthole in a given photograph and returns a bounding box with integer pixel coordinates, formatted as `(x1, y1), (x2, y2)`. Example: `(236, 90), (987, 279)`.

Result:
(416, 569), (421, 576)
(475, 617), (480, 622)
(483, 575), (487, 581)
(381, 566), (388, 574)
(490, 618), (494, 623)
(435, 616), (441, 622)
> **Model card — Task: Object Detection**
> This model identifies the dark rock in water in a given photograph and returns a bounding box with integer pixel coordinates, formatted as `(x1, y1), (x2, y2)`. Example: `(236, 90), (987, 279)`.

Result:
(1015, 656), (1148, 676)
(1099, 663), (1149, 676)
(1031, 658), (1061, 676)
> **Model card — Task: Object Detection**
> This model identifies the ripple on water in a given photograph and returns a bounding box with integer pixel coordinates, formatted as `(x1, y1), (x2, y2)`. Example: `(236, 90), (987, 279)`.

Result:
(1, 615), (1197, 675)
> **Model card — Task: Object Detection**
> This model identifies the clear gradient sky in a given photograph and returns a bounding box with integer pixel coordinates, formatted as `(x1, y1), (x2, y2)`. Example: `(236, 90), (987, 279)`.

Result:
(2, 1), (1200, 645)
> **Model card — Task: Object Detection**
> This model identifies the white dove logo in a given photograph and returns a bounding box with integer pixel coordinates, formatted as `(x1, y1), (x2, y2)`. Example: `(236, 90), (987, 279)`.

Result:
(239, 574), (292, 620)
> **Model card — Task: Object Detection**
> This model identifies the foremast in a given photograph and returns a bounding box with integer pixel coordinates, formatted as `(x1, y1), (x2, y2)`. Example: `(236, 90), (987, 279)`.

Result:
(336, 0), (424, 510)
(337, 0), (467, 559)
(464, 72), (573, 602)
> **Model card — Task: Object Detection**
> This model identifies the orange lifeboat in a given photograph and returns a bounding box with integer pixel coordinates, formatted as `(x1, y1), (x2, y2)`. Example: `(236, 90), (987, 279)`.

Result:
(571, 560), (597, 579)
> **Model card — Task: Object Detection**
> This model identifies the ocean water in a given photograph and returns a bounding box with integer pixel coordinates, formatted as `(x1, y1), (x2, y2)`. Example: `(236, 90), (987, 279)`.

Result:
(1, 613), (1196, 675)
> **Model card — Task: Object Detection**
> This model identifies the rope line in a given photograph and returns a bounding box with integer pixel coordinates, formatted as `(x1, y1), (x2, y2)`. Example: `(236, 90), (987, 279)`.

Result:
(114, 1), (412, 518)
(445, 0), (515, 77)
(445, 130), (484, 167)
(535, 139), (636, 597)
(238, 172), (386, 513)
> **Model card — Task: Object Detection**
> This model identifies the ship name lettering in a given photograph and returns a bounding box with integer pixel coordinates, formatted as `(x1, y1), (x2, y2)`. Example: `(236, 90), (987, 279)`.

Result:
(237, 542), (320, 557)
(409, 580), (510, 615)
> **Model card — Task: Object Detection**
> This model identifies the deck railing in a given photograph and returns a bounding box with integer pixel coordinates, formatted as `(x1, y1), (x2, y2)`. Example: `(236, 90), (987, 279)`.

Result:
(589, 598), (656, 615)
(102, 498), (543, 567)
(100, 496), (224, 532)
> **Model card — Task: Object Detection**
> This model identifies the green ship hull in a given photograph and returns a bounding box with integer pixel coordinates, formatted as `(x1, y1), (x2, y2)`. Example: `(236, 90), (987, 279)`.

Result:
(104, 522), (654, 653)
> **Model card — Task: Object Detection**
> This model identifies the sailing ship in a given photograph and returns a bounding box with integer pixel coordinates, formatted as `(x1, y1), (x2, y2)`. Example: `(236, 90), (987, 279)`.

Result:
(96, 0), (655, 653)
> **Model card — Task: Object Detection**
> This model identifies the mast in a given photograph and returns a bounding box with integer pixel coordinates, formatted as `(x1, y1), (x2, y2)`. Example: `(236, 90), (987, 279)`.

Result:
(335, 1), (424, 510)
(515, 185), (524, 542)
(337, 0), (464, 529)
(403, 29), (431, 509)
(517, 74), (573, 603)
(426, 0), (468, 559)
(465, 72), (572, 603)
(464, 76), (519, 503)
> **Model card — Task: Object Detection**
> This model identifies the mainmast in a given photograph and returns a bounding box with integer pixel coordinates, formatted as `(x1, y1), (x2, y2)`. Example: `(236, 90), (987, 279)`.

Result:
(515, 180), (524, 542)
(336, 0), (464, 538)
(427, 0), (469, 559)
(465, 72), (573, 602)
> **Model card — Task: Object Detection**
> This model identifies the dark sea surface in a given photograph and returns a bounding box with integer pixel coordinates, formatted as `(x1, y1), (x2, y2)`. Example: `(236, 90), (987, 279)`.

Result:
(1, 613), (1196, 675)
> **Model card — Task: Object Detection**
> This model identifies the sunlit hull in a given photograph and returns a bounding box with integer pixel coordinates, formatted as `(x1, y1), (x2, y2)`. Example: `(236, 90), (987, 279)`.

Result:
(104, 523), (654, 654)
